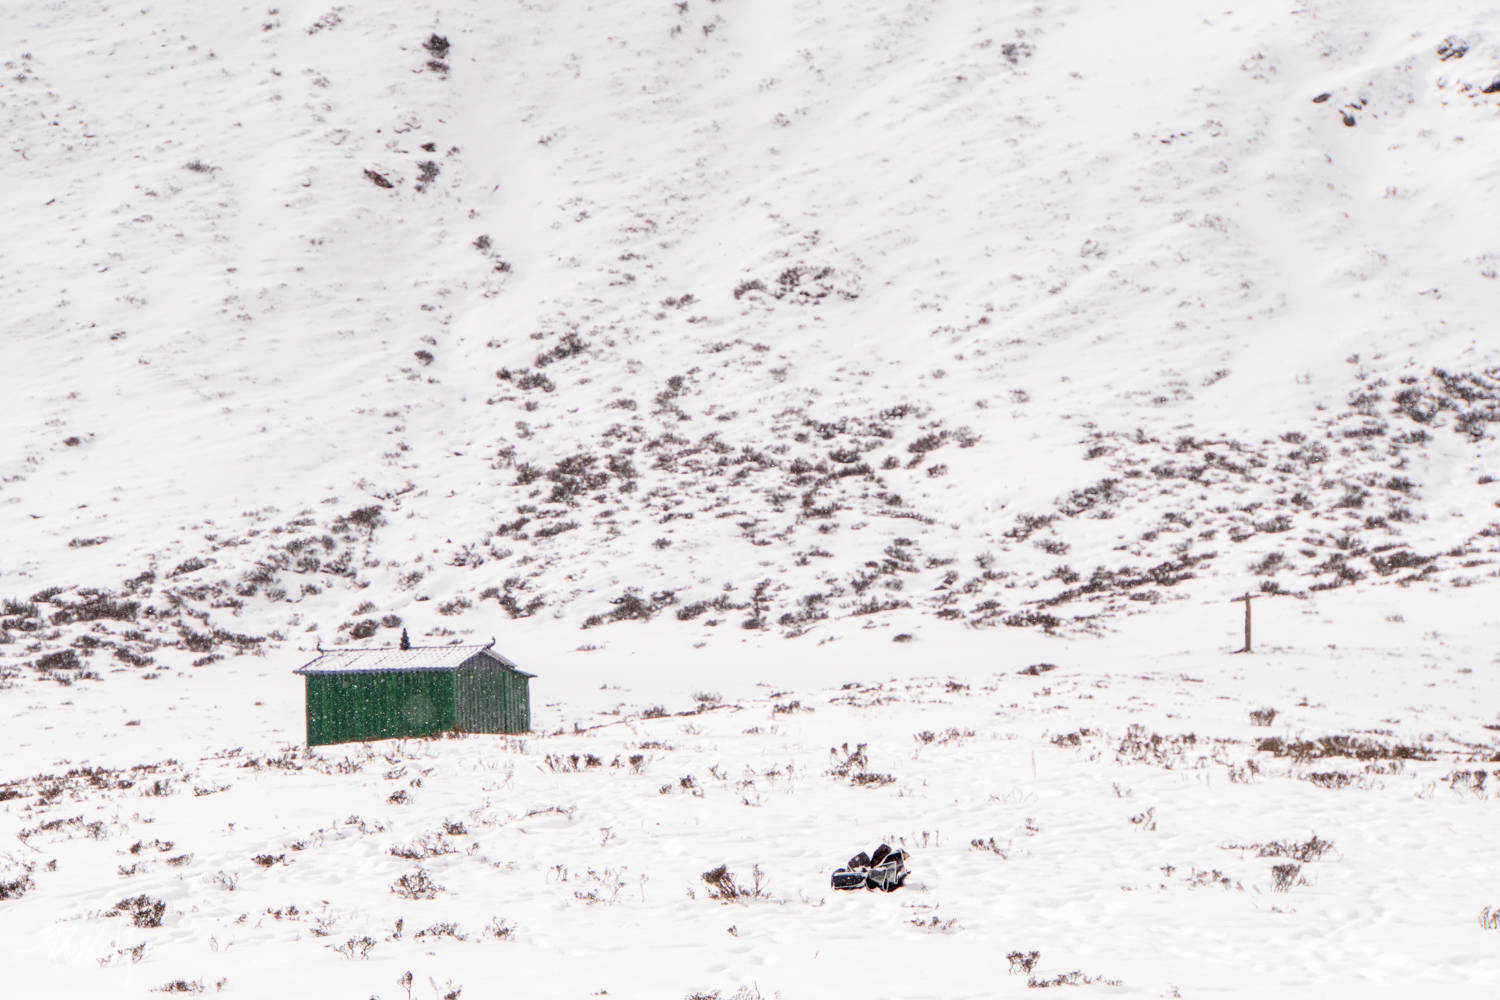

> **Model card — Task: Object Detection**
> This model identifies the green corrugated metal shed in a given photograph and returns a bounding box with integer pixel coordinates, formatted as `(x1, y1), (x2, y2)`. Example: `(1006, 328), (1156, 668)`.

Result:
(294, 640), (533, 746)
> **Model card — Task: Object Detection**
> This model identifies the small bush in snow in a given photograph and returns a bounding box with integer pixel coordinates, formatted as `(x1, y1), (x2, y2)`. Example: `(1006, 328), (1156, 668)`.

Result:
(1235, 834), (1334, 863)
(573, 867), (625, 905)
(1306, 771), (1356, 790)
(414, 922), (465, 941)
(1027, 970), (1122, 989)
(732, 279), (767, 299)
(1270, 863), (1303, 892)
(115, 894), (166, 928)
(700, 864), (768, 902)
(910, 913), (959, 932)
(827, 742), (868, 777)
(391, 869), (443, 900)
(437, 596), (472, 616)
(0, 870), (35, 900)
(332, 935), (376, 959)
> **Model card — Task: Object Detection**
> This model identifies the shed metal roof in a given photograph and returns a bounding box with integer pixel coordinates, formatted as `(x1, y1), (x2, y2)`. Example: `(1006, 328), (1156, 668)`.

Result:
(294, 641), (533, 676)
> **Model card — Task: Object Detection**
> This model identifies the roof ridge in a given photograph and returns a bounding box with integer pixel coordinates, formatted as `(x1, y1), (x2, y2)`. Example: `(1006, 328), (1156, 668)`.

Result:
(293, 642), (517, 675)
(321, 641), (487, 653)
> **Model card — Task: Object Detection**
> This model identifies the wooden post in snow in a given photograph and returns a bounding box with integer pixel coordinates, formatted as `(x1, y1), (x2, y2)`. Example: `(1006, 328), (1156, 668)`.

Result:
(1231, 592), (1257, 653)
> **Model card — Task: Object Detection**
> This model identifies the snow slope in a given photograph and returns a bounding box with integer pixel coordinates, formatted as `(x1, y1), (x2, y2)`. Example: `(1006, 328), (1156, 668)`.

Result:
(2, 0), (1500, 996)
(4, 0), (1499, 637)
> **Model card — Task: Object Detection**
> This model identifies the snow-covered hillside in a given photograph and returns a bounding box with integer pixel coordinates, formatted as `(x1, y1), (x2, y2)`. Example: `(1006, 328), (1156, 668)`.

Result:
(5, 0), (1499, 650)
(2, 0), (1499, 996)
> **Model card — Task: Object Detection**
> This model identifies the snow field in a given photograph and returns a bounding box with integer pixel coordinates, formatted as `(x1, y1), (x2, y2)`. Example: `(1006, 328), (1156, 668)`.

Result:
(4, 589), (1499, 997)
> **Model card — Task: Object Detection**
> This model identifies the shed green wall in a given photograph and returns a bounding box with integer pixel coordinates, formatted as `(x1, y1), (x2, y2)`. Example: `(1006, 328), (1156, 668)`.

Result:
(304, 670), (455, 746)
(454, 665), (530, 734)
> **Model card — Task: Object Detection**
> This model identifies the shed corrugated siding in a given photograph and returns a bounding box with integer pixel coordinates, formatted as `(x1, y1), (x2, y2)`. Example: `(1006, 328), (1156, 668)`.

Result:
(453, 667), (502, 733)
(510, 670), (531, 732)
(453, 661), (531, 734)
(305, 670), (455, 746)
